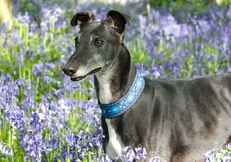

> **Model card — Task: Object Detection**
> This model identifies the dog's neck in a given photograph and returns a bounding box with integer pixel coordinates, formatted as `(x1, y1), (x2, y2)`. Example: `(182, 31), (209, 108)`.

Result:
(94, 43), (136, 105)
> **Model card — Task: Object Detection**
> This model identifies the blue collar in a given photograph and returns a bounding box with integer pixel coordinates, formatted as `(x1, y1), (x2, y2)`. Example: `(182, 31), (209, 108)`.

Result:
(99, 69), (145, 119)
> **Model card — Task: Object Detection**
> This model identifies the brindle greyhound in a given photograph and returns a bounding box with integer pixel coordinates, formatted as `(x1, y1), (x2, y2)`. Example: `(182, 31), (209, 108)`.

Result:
(62, 10), (231, 162)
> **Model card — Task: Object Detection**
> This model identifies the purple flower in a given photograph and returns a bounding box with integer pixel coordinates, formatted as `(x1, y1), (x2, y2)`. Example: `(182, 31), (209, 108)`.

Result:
(6, 107), (26, 130)
(136, 63), (150, 76)
(61, 146), (68, 162)
(122, 146), (136, 162)
(115, 146), (147, 161)
(152, 66), (161, 78)
(0, 142), (13, 157)
(17, 12), (31, 28)
(138, 14), (147, 29)
(32, 62), (45, 76)
(135, 147), (147, 160)
(149, 157), (167, 162)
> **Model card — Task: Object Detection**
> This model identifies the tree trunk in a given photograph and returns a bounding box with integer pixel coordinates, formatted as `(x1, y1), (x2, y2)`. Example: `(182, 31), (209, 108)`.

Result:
(0, 0), (12, 28)
(215, 0), (224, 5)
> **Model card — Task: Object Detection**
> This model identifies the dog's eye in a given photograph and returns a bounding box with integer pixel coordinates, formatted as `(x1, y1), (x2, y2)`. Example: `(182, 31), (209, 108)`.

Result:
(94, 40), (103, 46)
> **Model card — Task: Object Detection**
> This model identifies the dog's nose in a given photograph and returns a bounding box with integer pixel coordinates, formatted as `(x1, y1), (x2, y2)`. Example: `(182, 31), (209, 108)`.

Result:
(62, 66), (76, 76)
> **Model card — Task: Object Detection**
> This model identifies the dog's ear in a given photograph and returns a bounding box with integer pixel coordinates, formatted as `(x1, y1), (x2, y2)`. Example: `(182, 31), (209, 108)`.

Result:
(70, 12), (97, 28)
(105, 10), (132, 34)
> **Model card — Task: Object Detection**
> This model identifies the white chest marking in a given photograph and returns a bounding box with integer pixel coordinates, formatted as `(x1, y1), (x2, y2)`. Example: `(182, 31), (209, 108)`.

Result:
(105, 119), (124, 160)
(99, 82), (112, 104)
(96, 71), (124, 160)
(96, 71), (114, 104)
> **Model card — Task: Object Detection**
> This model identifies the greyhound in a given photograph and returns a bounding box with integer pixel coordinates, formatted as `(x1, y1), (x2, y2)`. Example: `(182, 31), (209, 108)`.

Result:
(62, 10), (231, 162)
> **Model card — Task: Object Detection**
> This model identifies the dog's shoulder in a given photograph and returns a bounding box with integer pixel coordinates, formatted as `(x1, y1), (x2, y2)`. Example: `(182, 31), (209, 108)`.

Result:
(148, 73), (231, 86)
(144, 73), (231, 97)
(144, 77), (178, 98)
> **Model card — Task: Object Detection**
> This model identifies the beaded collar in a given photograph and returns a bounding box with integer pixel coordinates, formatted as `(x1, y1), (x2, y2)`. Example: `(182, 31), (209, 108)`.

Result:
(99, 69), (145, 119)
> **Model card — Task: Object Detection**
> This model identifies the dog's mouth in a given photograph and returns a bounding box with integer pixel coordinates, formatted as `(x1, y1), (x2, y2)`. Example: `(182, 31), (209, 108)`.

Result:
(71, 67), (102, 81)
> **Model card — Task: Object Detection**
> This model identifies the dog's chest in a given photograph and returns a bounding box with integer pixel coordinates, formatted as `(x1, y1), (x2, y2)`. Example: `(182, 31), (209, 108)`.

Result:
(105, 119), (124, 160)
(96, 72), (114, 104)
(96, 72), (125, 159)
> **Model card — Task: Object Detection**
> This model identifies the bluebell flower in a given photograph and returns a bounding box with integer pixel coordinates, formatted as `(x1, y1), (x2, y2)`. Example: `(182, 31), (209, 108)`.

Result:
(0, 141), (13, 157)
(41, 151), (47, 162)
(6, 107), (26, 131)
(152, 66), (161, 78)
(66, 132), (75, 147)
(135, 147), (147, 160)
(49, 138), (59, 149)
(17, 12), (31, 28)
(114, 146), (147, 161)
(149, 156), (167, 162)
(136, 63), (150, 76)
(138, 14), (147, 30)
(61, 145), (69, 162)
(32, 63), (44, 77)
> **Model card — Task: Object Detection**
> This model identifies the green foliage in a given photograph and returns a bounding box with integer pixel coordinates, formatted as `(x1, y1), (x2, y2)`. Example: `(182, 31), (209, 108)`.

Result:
(129, 39), (151, 63)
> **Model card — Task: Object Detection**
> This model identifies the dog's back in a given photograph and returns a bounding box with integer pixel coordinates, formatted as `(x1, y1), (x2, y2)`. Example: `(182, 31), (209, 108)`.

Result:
(132, 74), (231, 161)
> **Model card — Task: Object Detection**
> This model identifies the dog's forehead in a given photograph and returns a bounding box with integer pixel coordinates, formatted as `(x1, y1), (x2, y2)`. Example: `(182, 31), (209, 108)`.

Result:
(78, 21), (111, 38)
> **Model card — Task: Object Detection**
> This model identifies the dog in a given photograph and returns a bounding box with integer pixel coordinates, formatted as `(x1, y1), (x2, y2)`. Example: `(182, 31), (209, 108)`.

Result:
(62, 10), (231, 162)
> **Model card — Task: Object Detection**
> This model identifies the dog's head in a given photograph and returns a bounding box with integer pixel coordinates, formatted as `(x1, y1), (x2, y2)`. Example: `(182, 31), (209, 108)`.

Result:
(62, 10), (131, 81)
